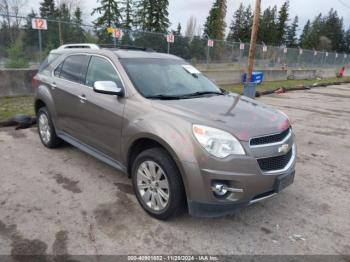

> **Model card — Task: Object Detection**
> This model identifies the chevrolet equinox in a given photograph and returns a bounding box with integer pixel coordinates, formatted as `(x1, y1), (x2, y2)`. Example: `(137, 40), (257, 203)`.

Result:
(33, 44), (296, 220)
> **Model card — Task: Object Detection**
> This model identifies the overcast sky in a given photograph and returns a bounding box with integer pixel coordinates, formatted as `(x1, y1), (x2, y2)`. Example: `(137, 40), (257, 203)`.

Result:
(24, 0), (350, 34)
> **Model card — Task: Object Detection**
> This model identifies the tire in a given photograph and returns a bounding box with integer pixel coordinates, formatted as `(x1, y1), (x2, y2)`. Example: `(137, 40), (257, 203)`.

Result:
(131, 147), (185, 220)
(37, 107), (63, 148)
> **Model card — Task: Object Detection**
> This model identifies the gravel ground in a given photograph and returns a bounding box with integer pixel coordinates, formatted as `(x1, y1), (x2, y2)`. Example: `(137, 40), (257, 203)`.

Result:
(0, 85), (349, 258)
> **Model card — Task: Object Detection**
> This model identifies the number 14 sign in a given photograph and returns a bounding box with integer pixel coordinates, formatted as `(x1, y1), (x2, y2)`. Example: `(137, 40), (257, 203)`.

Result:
(32, 18), (48, 30)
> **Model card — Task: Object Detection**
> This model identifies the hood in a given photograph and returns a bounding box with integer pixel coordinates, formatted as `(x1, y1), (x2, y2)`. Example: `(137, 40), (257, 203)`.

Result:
(152, 93), (290, 141)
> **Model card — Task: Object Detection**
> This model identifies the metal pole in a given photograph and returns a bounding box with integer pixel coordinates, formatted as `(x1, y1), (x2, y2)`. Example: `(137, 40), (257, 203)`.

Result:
(247, 0), (261, 82)
(207, 43), (210, 67)
(167, 42), (170, 54)
(38, 29), (42, 62)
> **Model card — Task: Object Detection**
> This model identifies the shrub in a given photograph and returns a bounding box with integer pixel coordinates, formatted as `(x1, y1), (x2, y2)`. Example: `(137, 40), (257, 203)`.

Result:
(5, 36), (29, 69)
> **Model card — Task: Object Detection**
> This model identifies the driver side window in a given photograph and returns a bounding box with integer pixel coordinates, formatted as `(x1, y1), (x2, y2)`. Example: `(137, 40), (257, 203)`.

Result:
(85, 56), (123, 88)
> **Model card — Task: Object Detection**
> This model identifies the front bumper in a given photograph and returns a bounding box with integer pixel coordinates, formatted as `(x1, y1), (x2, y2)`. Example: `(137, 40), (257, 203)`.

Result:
(187, 170), (295, 217)
(182, 133), (296, 217)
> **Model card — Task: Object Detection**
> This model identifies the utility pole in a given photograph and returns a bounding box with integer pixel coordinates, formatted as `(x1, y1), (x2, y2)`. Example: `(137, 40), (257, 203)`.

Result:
(246, 0), (261, 82)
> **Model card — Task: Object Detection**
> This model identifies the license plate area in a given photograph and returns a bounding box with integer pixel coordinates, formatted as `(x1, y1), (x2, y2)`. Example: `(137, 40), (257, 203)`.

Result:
(275, 171), (295, 193)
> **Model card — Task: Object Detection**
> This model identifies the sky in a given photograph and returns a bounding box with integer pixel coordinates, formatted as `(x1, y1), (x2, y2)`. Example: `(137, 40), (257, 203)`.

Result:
(24, 0), (350, 34)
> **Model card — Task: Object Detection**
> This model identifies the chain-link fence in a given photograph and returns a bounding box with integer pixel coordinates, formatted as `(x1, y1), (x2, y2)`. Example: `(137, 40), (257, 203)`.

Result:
(1, 13), (349, 69)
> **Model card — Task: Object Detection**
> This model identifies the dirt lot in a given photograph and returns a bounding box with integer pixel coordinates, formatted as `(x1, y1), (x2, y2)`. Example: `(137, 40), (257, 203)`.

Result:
(0, 85), (349, 257)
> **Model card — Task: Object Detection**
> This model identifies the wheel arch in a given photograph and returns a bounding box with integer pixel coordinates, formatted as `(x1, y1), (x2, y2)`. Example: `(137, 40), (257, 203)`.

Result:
(126, 135), (189, 200)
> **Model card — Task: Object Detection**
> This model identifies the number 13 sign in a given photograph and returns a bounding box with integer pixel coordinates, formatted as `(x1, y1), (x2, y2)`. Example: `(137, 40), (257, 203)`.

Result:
(32, 18), (48, 30)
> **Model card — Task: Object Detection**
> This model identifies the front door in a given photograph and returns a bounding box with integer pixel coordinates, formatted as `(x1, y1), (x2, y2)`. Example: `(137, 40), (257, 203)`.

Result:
(76, 55), (125, 161)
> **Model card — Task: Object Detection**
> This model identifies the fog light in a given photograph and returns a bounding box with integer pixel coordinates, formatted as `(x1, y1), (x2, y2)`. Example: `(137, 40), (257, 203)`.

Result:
(212, 183), (228, 196)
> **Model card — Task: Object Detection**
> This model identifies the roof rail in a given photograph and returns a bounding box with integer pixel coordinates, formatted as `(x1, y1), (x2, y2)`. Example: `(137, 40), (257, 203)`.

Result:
(99, 44), (155, 52)
(57, 44), (100, 50)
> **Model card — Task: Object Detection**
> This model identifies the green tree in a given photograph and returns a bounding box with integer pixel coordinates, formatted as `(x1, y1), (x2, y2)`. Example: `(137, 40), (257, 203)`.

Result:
(299, 19), (311, 48)
(176, 23), (182, 36)
(307, 14), (323, 50)
(286, 16), (298, 47)
(242, 5), (253, 42)
(134, 0), (149, 30)
(276, 1), (289, 45)
(23, 9), (39, 49)
(71, 7), (85, 43)
(122, 0), (134, 30)
(258, 6), (277, 45)
(227, 3), (245, 42)
(5, 33), (28, 68)
(148, 0), (170, 32)
(134, 0), (169, 33)
(323, 9), (345, 51)
(203, 0), (227, 40)
(39, 0), (59, 48)
(92, 0), (123, 43)
(58, 3), (72, 44)
(344, 28), (350, 52)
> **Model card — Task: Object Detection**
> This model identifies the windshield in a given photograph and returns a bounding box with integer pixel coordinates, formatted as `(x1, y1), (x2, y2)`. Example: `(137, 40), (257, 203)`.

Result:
(120, 58), (222, 98)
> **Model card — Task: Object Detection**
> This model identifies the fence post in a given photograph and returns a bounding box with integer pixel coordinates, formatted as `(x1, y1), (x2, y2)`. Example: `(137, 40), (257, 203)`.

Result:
(38, 29), (42, 62)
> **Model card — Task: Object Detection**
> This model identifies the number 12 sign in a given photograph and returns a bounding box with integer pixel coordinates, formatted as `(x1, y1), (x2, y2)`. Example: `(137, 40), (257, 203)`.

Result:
(32, 18), (48, 30)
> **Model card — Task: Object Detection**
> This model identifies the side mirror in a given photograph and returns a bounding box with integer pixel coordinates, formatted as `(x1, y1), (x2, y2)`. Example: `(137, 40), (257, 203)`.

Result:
(93, 81), (123, 96)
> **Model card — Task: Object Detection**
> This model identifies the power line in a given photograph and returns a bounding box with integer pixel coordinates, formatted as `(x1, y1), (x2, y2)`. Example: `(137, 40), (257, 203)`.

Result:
(337, 0), (350, 10)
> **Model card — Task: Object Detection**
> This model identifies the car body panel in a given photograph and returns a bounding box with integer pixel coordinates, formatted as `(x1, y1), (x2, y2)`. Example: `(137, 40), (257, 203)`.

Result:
(34, 47), (296, 217)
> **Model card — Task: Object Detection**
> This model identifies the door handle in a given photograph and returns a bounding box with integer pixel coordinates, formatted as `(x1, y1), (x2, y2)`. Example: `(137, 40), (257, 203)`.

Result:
(50, 82), (57, 90)
(78, 94), (87, 103)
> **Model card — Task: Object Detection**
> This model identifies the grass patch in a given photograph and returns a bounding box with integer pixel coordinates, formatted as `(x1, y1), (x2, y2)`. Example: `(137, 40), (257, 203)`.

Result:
(221, 77), (350, 94)
(0, 96), (34, 121)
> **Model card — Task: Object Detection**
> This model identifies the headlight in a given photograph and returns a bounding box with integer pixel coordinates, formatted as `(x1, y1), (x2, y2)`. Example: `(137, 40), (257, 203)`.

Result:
(192, 125), (245, 158)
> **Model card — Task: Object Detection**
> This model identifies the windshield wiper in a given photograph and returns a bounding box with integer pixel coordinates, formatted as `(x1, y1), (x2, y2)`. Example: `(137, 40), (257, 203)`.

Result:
(178, 91), (224, 98)
(145, 95), (181, 100)
(146, 91), (224, 100)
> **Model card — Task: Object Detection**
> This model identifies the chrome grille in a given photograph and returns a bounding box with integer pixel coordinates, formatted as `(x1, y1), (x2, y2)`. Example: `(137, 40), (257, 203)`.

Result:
(250, 128), (290, 146)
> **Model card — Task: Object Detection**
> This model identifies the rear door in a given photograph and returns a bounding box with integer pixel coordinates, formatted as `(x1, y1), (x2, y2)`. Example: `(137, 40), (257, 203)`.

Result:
(76, 55), (126, 160)
(52, 54), (90, 137)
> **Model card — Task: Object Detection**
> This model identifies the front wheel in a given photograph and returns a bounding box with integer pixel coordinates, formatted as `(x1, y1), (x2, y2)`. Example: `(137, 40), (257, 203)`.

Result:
(131, 148), (185, 220)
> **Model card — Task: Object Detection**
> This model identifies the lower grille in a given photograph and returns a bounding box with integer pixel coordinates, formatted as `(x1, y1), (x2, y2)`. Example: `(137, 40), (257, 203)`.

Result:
(257, 148), (293, 172)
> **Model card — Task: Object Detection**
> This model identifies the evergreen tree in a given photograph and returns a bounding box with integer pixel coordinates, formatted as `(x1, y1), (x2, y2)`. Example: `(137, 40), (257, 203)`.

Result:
(176, 23), (182, 36)
(23, 9), (39, 48)
(58, 3), (71, 43)
(286, 16), (298, 47)
(258, 6), (277, 45)
(227, 3), (245, 42)
(276, 1), (289, 45)
(39, 0), (55, 18)
(134, 0), (149, 30)
(122, 0), (133, 30)
(92, 0), (123, 43)
(323, 9), (345, 51)
(72, 7), (85, 42)
(344, 28), (350, 53)
(148, 0), (170, 33)
(134, 0), (169, 33)
(203, 0), (227, 40)
(39, 0), (59, 48)
(242, 5), (253, 42)
(307, 14), (324, 50)
(299, 19), (311, 48)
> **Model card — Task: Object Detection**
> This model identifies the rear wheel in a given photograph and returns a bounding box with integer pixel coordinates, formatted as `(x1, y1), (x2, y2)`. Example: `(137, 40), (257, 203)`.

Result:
(131, 148), (185, 220)
(37, 107), (62, 148)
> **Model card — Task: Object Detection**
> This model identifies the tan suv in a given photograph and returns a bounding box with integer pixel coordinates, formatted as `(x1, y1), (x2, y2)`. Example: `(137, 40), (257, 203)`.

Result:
(33, 44), (296, 220)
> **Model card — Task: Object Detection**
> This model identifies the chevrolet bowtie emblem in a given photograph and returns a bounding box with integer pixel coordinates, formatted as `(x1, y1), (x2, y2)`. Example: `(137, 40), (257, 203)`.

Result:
(278, 144), (290, 154)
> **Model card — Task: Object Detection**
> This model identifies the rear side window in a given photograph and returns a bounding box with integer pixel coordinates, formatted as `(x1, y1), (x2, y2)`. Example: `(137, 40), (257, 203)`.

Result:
(38, 53), (60, 72)
(59, 55), (90, 84)
(85, 56), (123, 88)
